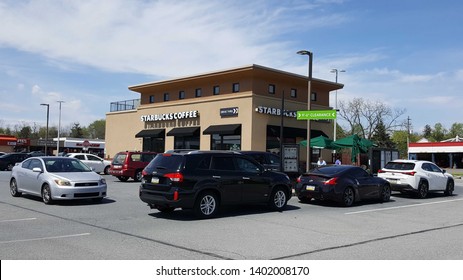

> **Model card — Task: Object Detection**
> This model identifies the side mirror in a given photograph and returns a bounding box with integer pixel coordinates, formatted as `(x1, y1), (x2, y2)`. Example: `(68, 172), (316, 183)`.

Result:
(32, 167), (43, 173)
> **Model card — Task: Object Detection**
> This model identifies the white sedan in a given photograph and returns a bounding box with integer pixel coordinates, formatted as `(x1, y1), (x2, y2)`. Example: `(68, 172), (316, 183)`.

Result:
(10, 157), (107, 204)
(65, 153), (111, 174)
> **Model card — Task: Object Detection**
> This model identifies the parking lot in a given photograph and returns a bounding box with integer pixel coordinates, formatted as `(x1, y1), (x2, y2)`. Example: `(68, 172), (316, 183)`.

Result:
(1, 170), (463, 260)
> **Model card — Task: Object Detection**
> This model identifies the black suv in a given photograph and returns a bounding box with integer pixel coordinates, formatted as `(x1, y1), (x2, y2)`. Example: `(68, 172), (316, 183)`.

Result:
(139, 151), (292, 218)
(0, 153), (30, 171)
(238, 151), (281, 171)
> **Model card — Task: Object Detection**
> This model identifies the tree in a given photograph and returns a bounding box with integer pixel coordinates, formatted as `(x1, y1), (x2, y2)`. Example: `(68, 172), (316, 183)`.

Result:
(422, 124), (432, 139)
(70, 123), (85, 138)
(391, 131), (420, 159)
(87, 119), (106, 139)
(430, 123), (447, 142)
(448, 123), (463, 138)
(337, 97), (406, 139)
(371, 120), (395, 148)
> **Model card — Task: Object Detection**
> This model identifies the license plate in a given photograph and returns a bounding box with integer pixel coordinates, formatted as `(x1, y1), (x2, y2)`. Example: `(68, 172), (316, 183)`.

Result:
(151, 177), (159, 184)
(306, 185), (315, 191)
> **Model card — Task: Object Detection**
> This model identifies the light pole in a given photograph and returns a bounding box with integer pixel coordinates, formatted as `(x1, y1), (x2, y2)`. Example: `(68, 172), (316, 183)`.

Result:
(297, 50), (313, 172)
(40, 103), (50, 156)
(57, 101), (64, 155)
(330, 68), (345, 144)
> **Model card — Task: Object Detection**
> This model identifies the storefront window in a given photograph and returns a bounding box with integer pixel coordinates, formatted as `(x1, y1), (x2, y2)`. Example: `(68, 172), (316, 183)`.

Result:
(142, 137), (165, 153)
(211, 134), (241, 150)
(174, 136), (200, 150)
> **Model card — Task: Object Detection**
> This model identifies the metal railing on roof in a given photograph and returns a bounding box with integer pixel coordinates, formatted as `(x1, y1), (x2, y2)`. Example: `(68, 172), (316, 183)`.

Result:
(110, 99), (140, 112)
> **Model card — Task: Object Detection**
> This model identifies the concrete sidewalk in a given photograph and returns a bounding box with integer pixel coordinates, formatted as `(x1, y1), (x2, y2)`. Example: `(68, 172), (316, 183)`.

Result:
(446, 168), (463, 179)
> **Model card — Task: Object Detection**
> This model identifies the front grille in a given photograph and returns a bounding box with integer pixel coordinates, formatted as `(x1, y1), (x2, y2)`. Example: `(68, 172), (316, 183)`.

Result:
(74, 192), (100, 198)
(75, 182), (99, 187)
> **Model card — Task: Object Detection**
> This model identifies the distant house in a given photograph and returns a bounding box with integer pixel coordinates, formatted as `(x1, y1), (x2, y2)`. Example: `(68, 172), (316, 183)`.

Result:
(408, 136), (463, 168)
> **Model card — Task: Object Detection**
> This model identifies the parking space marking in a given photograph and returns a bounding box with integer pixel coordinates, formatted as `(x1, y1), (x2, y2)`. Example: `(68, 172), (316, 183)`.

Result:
(345, 198), (463, 215)
(0, 233), (91, 244)
(0, 218), (37, 223)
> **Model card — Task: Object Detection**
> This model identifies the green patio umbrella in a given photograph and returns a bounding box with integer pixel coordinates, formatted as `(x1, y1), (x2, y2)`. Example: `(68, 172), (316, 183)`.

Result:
(299, 135), (335, 149)
(332, 134), (375, 162)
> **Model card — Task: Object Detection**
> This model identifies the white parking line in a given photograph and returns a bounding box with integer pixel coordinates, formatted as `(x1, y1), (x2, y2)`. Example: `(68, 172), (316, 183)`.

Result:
(345, 198), (463, 215)
(0, 218), (37, 223)
(0, 233), (91, 244)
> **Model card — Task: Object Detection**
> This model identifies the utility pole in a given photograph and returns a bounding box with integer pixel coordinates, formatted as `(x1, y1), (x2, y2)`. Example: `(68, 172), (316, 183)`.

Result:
(407, 116), (411, 159)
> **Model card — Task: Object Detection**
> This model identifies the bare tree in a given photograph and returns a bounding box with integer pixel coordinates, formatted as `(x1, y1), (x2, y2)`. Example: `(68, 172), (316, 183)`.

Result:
(338, 97), (406, 139)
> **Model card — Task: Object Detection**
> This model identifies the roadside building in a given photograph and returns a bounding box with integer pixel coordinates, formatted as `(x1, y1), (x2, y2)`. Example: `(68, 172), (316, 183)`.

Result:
(0, 135), (17, 153)
(409, 136), (463, 168)
(105, 64), (343, 168)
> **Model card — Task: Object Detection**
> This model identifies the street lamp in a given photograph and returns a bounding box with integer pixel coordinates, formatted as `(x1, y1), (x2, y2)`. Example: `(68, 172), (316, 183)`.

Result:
(57, 100), (64, 155)
(297, 50), (313, 172)
(40, 103), (49, 156)
(330, 69), (345, 144)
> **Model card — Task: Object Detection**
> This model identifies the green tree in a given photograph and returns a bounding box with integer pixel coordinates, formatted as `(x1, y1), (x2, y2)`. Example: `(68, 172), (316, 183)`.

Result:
(371, 120), (395, 148)
(430, 123), (447, 142)
(87, 119), (106, 139)
(448, 123), (463, 138)
(70, 123), (85, 138)
(391, 131), (420, 159)
(423, 124), (432, 139)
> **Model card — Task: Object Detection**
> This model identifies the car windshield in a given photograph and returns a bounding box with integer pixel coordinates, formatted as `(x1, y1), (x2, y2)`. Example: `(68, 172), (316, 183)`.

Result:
(384, 162), (415, 170)
(44, 158), (92, 173)
(309, 165), (348, 176)
(146, 154), (184, 171)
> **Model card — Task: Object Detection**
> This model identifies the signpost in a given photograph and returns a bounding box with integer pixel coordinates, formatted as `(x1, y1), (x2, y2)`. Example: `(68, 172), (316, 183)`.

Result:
(297, 110), (337, 120)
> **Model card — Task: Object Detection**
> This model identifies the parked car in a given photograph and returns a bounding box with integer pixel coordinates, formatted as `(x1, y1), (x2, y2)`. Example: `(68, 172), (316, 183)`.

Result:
(377, 160), (454, 198)
(295, 165), (391, 207)
(9, 157), (107, 204)
(109, 151), (157, 182)
(65, 153), (111, 174)
(139, 151), (292, 218)
(0, 153), (30, 171)
(238, 151), (281, 171)
(27, 151), (46, 157)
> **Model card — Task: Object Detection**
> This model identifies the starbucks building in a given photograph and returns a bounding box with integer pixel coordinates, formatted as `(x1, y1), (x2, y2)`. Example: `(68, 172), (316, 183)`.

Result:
(105, 64), (343, 168)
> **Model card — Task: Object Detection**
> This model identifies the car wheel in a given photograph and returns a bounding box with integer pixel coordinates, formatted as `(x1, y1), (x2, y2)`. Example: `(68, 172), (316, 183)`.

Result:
(118, 176), (129, 182)
(104, 166), (110, 175)
(10, 178), (22, 197)
(42, 184), (53, 205)
(156, 206), (175, 213)
(342, 187), (355, 207)
(7, 163), (14, 171)
(380, 184), (391, 202)
(269, 187), (288, 211)
(133, 170), (142, 182)
(194, 192), (218, 218)
(417, 180), (428, 199)
(444, 180), (454, 196)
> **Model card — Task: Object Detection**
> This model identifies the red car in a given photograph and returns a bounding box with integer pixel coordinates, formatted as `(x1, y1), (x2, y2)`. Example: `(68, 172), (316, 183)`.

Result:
(109, 151), (157, 182)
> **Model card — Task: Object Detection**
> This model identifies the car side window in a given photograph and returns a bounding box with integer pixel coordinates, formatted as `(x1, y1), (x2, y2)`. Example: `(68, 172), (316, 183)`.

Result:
(211, 156), (236, 171)
(197, 156), (211, 170)
(268, 154), (280, 164)
(235, 157), (260, 173)
(75, 155), (86, 160)
(21, 159), (32, 169)
(350, 168), (370, 179)
(29, 159), (43, 170)
(131, 154), (141, 162)
(429, 163), (442, 172)
(87, 155), (100, 161)
(421, 163), (431, 171)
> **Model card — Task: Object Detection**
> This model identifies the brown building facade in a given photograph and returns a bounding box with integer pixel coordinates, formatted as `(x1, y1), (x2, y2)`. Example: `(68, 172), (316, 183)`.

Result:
(105, 64), (343, 167)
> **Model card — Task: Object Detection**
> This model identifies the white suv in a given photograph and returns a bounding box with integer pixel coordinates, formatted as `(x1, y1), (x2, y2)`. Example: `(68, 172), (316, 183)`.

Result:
(378, 160), (454, 198)
(66, 153), (111, 175)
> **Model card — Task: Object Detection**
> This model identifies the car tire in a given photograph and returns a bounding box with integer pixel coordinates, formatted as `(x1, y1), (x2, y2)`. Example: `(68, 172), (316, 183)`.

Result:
(104, 166), (110, 175)
(194, 192), (218, 218)
(118, 176), (129, 182)
(133, 170), (143, 182)
(269, 187), (288, 211)
(444, 179), (454, 196)
(10, 178), (22, 197)
(417, 180), (428, 199)
(380, 184), (391, 202)
(342, 187), (355, 207)
(42, 184), (53, 205)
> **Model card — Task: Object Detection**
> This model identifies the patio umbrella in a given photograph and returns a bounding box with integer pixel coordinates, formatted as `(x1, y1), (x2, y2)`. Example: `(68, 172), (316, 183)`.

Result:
(332, 134), (375, 162)
(299, 136), (335, 149)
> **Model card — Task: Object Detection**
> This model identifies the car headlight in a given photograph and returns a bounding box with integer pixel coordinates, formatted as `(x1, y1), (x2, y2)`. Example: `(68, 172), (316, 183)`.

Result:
(100, 178), (106, 185)
(54, 179), (72, 186)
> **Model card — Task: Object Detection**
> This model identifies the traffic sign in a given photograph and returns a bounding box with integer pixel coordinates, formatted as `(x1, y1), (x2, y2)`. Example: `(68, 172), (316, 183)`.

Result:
(297, 110), (337, 120)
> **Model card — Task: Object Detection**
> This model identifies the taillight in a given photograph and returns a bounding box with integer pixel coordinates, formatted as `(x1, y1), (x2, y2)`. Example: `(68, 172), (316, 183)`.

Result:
(142, 169), (148, 176)
(165, 173), (184, 182)
(403, 171), (416, 176)
(296, 175), (302, 183)
(324, 177), (338, 185)
(377, 169), (385, 173)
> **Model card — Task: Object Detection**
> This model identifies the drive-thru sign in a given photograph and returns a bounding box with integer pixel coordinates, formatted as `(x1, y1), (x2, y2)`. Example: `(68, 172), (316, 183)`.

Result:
(296, 110), (337, 120)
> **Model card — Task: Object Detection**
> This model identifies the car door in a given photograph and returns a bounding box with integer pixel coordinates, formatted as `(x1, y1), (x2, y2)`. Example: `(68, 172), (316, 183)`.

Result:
(85, 154), (105, 173)
(235, 156), (270, 203)
(20, 158), (44, 196)
(209, 155), (242, 205)
(427, 163), (448, 190)
(350, 167), (379, 199)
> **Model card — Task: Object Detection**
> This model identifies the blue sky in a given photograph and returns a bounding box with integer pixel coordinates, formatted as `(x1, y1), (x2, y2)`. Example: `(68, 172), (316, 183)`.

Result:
(1, 0), (462, 134)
